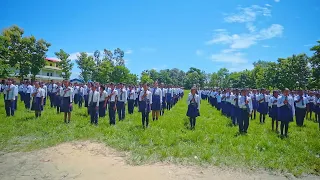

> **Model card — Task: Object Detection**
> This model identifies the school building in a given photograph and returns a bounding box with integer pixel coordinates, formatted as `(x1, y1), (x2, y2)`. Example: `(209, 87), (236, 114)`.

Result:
(11, 57), (64, 82)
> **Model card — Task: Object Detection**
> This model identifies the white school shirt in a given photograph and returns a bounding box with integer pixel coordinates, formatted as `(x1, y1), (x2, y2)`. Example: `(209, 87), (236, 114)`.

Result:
(33, 87), (44, 98)
(51, 84), (58, 93)
(151, 88), (163, 104)
(277, 95), (295, 116)
(225, 92), (231, 103)
(56, 86), (63, 96)
(128, 89), (135, 100)
(108, 89), (118, 102)
(161, 88), (167, 97)
(294, 95), (308, 108)
(139, 90), (153, 104)
(167, 88), (174, 97)
(238, 95), (253, 113)
(18, 85), (24, 92)
(187, 93), (200, 110)
(230, 93), (236, 105)
(269, 96), (278, 106)
(26, 85), (33, 94)
(62, 87), (73, 103)
(99, 90), (108, 102)
(83, 85), (89, 96)
(117, 89), (127, 103)
(42, 85), (47, 97)
(88, 90), (100, 106)
(257, 94), (267, 103)
(14, 85), (18, 96)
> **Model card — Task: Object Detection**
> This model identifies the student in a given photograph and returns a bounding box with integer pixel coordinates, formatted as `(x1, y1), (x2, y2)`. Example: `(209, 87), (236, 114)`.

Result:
(277, 88), (295, 138)
(127, 85), (135, 114)
(78, 84), (84, 108)
(107, 83), (118, 125)
(48, 80), (56, 108)
(294, 90), (307, 127)
(186, 86), (200, 130)
(151, 81), (162, 121)
(41, 82), (47, 106)
(230, 89), (239, 126)
(269, 91), (279, 131)
(238, 89), (253, 134)
(117, 83), (127, 121)
(18, 82), (24, 102)
(257, 88), (268, 124)
(84, 83), (89, 110)
(139, 83), (152, 128)
(61, 81), (73, 123)
(251, 89), (258, 120)
(88, 85), (100, 125)
(4, 80), (15, 116)
(13, 80), (18, 111)
(73, 83), (79, 105)
(160, 83), (167, 116)
(24, 81), (32, 110)
(166, 85), (173, 110)
(31, 82), (44, 118)
(99, 85), (108, 117)
(55, 82), (63, 114)
(315, 93), (320, 129)
(306, 91), (314, 120)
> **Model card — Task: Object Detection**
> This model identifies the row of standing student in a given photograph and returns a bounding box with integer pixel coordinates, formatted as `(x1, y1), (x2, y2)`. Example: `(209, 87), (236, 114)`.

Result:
(200, 88), (320, 137)
(1, 79), (184, 129)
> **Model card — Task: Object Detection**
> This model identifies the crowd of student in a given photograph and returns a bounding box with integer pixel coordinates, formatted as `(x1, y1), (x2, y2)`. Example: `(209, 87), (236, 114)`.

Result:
(198, 88), (320, 137)
(0, 79), (184, 128)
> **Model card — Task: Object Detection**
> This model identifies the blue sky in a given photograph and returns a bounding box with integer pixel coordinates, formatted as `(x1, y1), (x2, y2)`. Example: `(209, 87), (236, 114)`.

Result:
(1, 0), (319, 79)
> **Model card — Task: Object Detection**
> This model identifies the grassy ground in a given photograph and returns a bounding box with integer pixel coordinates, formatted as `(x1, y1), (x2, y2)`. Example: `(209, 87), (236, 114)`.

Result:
(0, 93), (319, 177)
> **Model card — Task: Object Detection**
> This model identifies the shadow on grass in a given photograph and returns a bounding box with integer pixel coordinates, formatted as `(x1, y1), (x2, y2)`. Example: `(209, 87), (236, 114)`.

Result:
(15, 116), (35, 122)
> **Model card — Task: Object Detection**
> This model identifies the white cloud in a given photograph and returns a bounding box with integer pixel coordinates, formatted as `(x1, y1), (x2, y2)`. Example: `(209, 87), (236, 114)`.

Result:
(140, 47), (156, 52)
(304, 44), (314, 47)
(196, 50), (204, 56)
(224, 5), (271, 23)
(265, 4), (272, 7)
(207, 24), (283, 49)
(262, 45), (270, 48)
(274, 0), (280, 2)
(210, 50), (248, 64)
(246, 23), (256, 33)
(125, 49), (133, 54)
(124, 59), (130, 65)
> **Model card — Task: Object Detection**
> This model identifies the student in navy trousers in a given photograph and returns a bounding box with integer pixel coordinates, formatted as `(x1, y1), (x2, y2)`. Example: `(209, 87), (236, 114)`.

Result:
(269, 91), (279, 131)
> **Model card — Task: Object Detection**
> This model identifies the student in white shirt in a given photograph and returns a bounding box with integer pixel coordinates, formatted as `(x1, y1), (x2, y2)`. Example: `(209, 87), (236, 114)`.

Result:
(294, 90), (308, 127)
(186, 86), (200, 130)
(25, 81), (33, 110)
(98, 85), (108, 118)
(160, 83), (167, 116)
(55, 82), (63, 114)
(88, 85), (100, 125)
(277, 88), (295, 138)
(127, 85), (135, 114)
(78, 84), (84, 108)
(269, 90), (279, 132)
(41, 82), (47, 106)
(139, 83), (152, 128)
(238, 89), (253, 134)
(117, 83), (127, 121)
(107, 83), (118, 125)
(4, 80), (15, 116)
(31, 82), (44, 118)
(12, 80), (18, 111)
(61, 81), (73, 123)
(151, 81), (162, 121)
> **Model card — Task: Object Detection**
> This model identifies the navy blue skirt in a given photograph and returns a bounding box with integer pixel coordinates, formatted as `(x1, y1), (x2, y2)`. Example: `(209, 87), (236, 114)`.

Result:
(258, 102), (268, 114)
(55, 95), (61, 107)
(61, 97), (72, 112)
(162, 97), (166, 109)
(187, 104), (199, 118)
(166, 93), (172, 103)
(31, 97), (43, 111)
(269, 105), (278, 120)
(139, 101), (151, 112)
(278, 105), (293, 122)
(99, 101), (106, 117)
(151, 95), (161, 110)
(252, 100), (258, 110)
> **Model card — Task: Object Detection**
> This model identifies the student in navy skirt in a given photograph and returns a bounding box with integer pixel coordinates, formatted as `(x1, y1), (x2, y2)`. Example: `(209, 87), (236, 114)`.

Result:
(99, 85), (108, 117)
(269, 91), (279, 131)
(61, 81), (73, 123)
(31, 82), (44, 118)
(315, 94), (320, 129)
(139, 83), (152, 128)
(55, 82), (63, 114)
(151, 81), (162, 121)
(186, 86), (200, 130)
(160, 83), (167, 116)
(277, 88), (295, 138)
(258, 88), (268, 124)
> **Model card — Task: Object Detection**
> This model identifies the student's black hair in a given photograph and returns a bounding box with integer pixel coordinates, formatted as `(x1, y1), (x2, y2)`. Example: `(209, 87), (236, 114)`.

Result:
(100, 85), (105, 90)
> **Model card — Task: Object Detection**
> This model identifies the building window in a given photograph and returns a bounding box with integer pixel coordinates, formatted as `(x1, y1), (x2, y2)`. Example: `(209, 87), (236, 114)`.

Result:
(47, 73), (49, 76)
(50, 73), (53, 76)
(50, 63), (52, 66)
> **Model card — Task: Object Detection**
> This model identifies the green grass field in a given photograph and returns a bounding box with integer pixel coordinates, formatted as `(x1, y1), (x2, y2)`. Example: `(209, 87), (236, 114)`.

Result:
(0, 94), (319, 177)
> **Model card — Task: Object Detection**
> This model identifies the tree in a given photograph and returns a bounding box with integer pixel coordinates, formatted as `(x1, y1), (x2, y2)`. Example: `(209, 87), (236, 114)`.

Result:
(149, 69), (159, 82)
(113, 48), (125, 66)
(126, 73), (138, 85)
(209, 73), (219, 87)
(140, 71), (154, 84)
(158, 69), (172, 84)
(309, 41), (320, 89)
(95, 60), (113, 84)
(55, 49), (73, 80)
(0, 34), (11, 78)
(94, 50), (101, 65)
(216, 68), (230, 88)
(75, 52), (95, 82)
(110, 65), (130, 83)
(30, 37), (51, 81)
(184, 72), (201, 89)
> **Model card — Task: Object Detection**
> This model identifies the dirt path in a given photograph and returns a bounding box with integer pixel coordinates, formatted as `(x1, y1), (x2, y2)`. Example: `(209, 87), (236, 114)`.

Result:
(0, 141), (317, 180)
